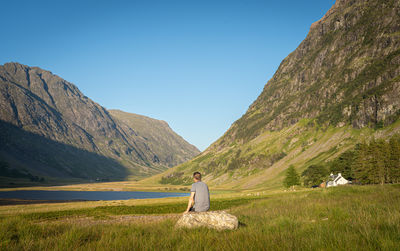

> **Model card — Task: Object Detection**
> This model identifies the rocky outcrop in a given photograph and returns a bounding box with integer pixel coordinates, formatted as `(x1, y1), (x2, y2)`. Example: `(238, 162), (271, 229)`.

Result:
(157, 0), (400, 187)
(216, 0), (400, 145)
(176, 211), (238, 230)
(0, 63), (199, 181)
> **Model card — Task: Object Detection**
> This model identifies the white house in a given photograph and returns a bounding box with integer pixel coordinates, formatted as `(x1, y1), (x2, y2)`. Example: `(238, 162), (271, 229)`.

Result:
(326, 173), (349, 187)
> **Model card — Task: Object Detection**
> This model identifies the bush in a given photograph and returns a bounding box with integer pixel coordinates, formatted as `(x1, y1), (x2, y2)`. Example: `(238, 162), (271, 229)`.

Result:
(301, 165), (329, 187)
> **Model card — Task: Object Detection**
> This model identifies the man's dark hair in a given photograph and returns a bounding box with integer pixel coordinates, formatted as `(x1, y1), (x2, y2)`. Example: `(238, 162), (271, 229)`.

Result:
(193, 172), (201, 181)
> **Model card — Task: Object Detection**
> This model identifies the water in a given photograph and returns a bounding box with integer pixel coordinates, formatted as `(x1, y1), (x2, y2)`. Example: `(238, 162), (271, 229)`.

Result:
(0, 190), (189, 201)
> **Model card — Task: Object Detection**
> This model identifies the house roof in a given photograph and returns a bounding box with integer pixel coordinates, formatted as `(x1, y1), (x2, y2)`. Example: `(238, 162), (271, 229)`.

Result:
(334, 176), (349, 183)
(327, 173), (349, 184)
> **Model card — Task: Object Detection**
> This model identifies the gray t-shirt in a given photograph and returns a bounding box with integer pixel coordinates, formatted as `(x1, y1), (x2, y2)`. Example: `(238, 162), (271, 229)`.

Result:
(191, 181), (210, 212)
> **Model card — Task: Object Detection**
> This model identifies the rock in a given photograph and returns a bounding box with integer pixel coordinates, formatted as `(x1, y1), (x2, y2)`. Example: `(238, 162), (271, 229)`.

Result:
(164, 0), (400, 186)
(209, 0), (400, 147)
(176, 211), (238, 230)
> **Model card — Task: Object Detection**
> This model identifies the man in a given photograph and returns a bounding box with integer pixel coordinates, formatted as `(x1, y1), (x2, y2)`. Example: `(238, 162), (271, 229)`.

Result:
(184, 172), (210, 213)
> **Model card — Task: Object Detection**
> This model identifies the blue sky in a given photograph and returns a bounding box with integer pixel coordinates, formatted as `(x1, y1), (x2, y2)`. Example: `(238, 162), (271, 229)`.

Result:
(1, 0), (335, 151)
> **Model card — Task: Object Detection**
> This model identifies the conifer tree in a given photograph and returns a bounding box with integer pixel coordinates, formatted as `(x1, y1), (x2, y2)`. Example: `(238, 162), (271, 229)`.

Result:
(389, 135), (400, 183)
(381, 139), (391, 183)
(353, 141), (372, 184)
(283, 165), (300, 188)
(372, 139), (387, 185)
(333, 134), (400, 185)
(302, 164), (328, 187)
(329, 151), (355, 180)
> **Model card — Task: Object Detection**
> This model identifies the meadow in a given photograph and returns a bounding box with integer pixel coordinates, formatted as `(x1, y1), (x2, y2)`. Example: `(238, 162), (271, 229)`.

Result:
(0, 184), (399, 250)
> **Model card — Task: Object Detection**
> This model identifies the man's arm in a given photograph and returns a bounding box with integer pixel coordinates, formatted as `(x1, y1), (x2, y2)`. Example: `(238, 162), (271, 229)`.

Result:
(184, 192), (195, 213)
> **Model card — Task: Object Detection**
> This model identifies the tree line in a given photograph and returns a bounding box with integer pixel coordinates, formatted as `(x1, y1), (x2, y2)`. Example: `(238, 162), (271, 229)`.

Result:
(283, 134), (400, 188)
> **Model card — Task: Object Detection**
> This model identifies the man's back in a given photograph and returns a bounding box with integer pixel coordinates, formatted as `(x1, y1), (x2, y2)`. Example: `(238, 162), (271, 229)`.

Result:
(191, 181), (210, 212)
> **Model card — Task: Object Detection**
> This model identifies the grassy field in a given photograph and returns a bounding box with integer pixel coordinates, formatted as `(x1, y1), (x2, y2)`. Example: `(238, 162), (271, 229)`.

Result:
(1, 184), (399, 250)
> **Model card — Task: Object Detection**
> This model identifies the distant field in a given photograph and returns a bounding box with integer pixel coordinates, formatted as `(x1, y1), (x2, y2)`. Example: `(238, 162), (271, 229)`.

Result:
(0, 180), (195, 192)
(0, 184), (399, 250)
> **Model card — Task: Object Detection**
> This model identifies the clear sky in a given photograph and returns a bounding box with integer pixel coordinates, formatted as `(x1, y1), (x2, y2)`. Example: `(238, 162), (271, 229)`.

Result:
(1, 0), (335, 151)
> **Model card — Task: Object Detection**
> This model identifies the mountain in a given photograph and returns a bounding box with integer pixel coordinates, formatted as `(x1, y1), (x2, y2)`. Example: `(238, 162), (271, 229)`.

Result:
(109, 109), (199, 168)
(0, 62), (199, 184)
(152, 0), (400, 189)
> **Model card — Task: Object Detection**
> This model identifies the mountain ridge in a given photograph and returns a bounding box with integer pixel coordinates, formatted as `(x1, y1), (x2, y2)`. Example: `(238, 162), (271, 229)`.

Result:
(0, 62), (199, 183)
(109, 109), (200, 168)
(150, 0), (400, 188)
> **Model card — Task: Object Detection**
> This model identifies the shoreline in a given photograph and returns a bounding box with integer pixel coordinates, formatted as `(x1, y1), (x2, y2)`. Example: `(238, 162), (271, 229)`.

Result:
(0, 198), (89, 206)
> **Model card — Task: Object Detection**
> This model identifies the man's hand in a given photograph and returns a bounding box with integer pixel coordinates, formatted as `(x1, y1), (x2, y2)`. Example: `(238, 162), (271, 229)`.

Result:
(184, 192), (195, 214)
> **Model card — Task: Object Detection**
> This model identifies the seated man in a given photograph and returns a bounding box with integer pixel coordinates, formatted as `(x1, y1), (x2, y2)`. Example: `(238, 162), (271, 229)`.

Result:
(184, 172), (210, 213)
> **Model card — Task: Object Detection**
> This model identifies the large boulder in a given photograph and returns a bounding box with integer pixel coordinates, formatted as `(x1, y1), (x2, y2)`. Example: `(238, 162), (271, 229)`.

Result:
(176, 211), (238, 230)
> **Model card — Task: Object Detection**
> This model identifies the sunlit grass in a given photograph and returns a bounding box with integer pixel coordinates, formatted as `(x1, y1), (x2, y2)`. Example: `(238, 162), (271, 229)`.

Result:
(1, 185), (399, 250)
(20, 197), (259, 221)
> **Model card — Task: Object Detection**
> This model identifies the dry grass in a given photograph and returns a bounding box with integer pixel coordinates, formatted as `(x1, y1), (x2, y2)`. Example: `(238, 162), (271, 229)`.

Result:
(1, 185), (399, 250)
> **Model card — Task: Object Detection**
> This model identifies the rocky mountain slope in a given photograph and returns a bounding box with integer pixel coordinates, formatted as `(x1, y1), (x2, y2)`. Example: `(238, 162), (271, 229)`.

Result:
(109, 109), (199, 168)
(0, 62), (199, 182)
(152, 0), (400, 188)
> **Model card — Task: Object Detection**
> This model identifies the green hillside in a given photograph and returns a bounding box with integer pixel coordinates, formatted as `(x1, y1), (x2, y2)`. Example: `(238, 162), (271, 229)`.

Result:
(149, 0), (400, 189)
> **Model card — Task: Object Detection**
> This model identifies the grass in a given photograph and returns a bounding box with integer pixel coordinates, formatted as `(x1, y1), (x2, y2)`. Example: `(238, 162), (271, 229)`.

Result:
(154, 117), (400, 191)
(1, 184), (399, 250)
(20, 197), (258, 221)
